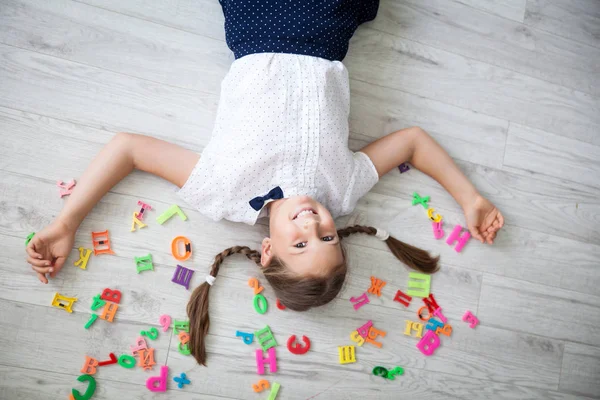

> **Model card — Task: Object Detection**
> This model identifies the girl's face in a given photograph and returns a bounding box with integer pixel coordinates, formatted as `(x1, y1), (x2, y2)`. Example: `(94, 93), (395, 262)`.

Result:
(262, 196), (343, 276)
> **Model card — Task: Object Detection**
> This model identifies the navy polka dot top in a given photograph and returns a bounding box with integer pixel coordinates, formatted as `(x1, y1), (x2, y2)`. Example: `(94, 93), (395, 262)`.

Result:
(219, 0), (380, 62)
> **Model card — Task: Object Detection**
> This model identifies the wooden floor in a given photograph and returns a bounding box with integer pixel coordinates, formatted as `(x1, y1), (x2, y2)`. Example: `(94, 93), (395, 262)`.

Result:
(1, 0), (599, 398)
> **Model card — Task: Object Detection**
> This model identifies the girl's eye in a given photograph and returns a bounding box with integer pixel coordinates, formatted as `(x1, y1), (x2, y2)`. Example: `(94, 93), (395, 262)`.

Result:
(322, 236), (335, 242)
(295, 242), (307, 248)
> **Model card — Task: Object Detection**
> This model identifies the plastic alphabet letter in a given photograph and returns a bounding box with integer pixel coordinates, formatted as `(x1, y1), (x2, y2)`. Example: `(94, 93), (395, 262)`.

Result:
(99, 302), (119, 322)
(248, 278), (264, 294)
(141, 327), (159, 340)
(393, 289), (412, 307)
(349, 292), (370, 310)
(137, 348), (156, 370)
(100, 288), (122, 304)
(130, 212), (148, 232)
(350, 330), (365, 346)
(74, 247), (92, 270)
(357, 320), (373, 338)
(255, 325), (277, 350)
(398, 163), (410, 173)
(172, 265), (194, 290)
(432, 221), (445, 239)
(71, 374), (96, 400)
(373, 366), (389, 379)
(236, 330), (254, 345)
(146, 365), (168, 392)
(253, 293), (268, 314)
(403, 320), (424, 338)
(412, 192), (430, 209)
(416, 330), (440, 356)
(252, 379), (270, 393)
(118, 354), (136, 369)
(368, 276), (387, 297)
(98, 353), (117, 366)
(173, 372), (190, 389)
(130, 336), (148, 354)
(287, 335), (310, 355)
(80, 356), (98, 375)
(436, 324), (453, 336)
(57, 179), (76, 198)
(25, 232), (35, 246)
(425, 318), (444, 332)
(256, 348), (278, 374)
(432, 307), (448, 324)
(178, 331), (190, 345)
(446, 224), (471, 253)
(156, 204), (187, 225)
(178, 342), (191, 355)
(463, 310), (479, 328)
(51, 293), (77, 313)
(365, 326), (386, 348)
(387, 366), (404, 380)
(172, 320), (189, 335)
(91, 230), (115, 255)
(171, 236), (192, 261)
(407, 272), (431, 298)
(423, 293), (440, 315)
(136, 201), (152, 220)
(427, 208), (443, 223)
(267, 382), (281, 400)
(84, 314), (98, 329)
(417, 306), (431, 322)
(90, 294), (106, 311)
(276, 299), (286, 310)
(134, 254), (154, 273)
(338, 345), (356, 364)
(159, 314), (171, 332)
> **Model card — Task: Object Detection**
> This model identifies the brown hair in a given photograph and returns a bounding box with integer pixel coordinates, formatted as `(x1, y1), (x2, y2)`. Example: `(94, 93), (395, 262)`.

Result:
(187, 225), (439, 365)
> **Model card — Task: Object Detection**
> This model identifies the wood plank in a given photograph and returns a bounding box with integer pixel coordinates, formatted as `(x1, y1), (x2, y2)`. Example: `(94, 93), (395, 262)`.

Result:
(373, 0), (600, 96)
(559, 342), (600, 398)
(344, 27), (600, 146)
(0, 0), (231, 92)
(478, 273), (600, 347)
(504, 123), (600, 189)
(525, 0), (600, 49)
(349, 79), (508, 169)
(0, 44), (217, 147)
(455, 0), (527, 22)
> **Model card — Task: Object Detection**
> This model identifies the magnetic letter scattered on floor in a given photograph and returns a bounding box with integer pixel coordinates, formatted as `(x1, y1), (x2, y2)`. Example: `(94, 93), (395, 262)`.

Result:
(71, 374), (96, 400)
(350, 330), (365, 347)
(256, 348), (278, 374)
(287, 335), (310, 355)
(74, 247), (92, 270)
(393, 289), (412, 307)
(57, 179), (76, 198)
(255, 325), (277, 351)
(99, 303), (119, 322)
(407, 272), (431, 298)
(462, 310), (479, 328)
(137, 348), (156, 371)
(446, 225), (471, 253)
(130, 212), (148, 232)
(135, 254), (154, 273)
(100, 288), (121, 304)
(338, 345), (356, 364)
(423, 293), (439, 315)
(51, 293), (78, 313)
(91, 230), (115, 255)
(171, 236), (192, 261)
(357, 320), (373, 338)
(156, 205), (187, 225)
(136, 201), (152, 220)
(236, 331), (254, 345)
(367, 276), (387, 297)
(172, 264), (194, 290)
(432, 221), (444, 239)
(403, 320), (424, 338)
(412, 192), (430, 209)
(146, 365), (168, 392)
(416, 330), (440, 356)
(349, 292), (370, 310)
(80, 356), (98, 375)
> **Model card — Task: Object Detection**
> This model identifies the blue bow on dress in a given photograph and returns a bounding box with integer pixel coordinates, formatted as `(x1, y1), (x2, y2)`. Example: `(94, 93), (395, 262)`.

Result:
(249, 186), (284, 211)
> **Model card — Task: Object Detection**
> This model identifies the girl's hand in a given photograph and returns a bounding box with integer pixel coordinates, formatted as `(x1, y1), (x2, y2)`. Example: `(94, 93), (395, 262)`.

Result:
(25, 220), (75, 284)
(463, 195), (504, 244)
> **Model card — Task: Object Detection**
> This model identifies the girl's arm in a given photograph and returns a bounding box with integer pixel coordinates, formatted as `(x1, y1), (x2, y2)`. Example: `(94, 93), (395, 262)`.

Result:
(360, 126), (504, 244)
(26, 132), (199, 283)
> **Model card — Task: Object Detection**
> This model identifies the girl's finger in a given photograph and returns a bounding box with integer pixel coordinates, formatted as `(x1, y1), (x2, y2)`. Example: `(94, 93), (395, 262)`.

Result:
(467, 224), (484, 243)
(31, 264), (54, 275)
(26, 256), (52, 268)
(37, 272), (48, 284)
(486, 231), (497, 244)
(497, 212), (505, 228)
(49, 257), (66, 278)
(26, 243), (43, 260)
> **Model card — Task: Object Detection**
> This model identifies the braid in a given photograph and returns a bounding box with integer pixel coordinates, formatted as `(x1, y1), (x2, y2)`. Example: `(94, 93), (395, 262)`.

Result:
(338, 225), (439, 274)
(209, 245), (261, 277)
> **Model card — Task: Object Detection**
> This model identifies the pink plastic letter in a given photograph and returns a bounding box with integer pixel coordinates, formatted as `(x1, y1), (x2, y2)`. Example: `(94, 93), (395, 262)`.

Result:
(416, 330), (440, 356)
(432, 307), (447, 324)
(357, 320), (373, 338)
(463, 310), (479, 328)
(446, 225), (471, 252)
(146, 365), (168, 392)
(256, 348), (277, 375)
(432, 221), (444, 239)
(349, 292), (370, 310)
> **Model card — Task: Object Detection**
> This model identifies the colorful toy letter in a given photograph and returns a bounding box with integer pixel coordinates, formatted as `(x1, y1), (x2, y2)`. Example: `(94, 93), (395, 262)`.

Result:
(236, 330), (254, 345)
(130, 336), (148, 354)
(432, 221), (444, 239)
(136, 201), (152, 220)
(74, 247), (92, 270)
(427, 208), (443, 223)
(416, 330), (440, 356)
(350, 330), (365, 346)
(417, 306), (431, 322)
(252, 379), (270, 392)
(118, 354), (136, 369)
(367, 276), (387, 297)
(256, 348), (278, 374)
(255, 325), (277, 350)
(338, 345), (356, 364)
(91, 230), (115, 255)
(407, 272), (431, 298)
(446, 224), (471, 252)
(156, 205), (187, 225)
(463, 310), (479, 328)
(412, 192), (430, 209)
(99, 302), (119, 322)
(100, 288), (122, 304)
(276, 299), (286, 310)
(90, 294), (106, 311)
(267, 382), (281, 400)
(357, 320), (373, 338)
(51, 293), (77, 313)
(403, 320), (424, 338)
(436, 324), (453, 336)
(172, 264), (194, 290)
(134, 254), (154, 273)
(248, 278), (264, 294)
(349, 292), (370, 310)
(71, 374), (96, 400)
(84, 314), (98, 329)
(393, 289), (412, 307)
(57, 179), (76, 198)
(171, 236), (192, 261)
(398, 163), (410, 173)
(425, 318), (444, 332)
(140, 327), (159, 340)
(146, 365), (168, 392)
(173, 372), (190, 389)
(138, 348), (156, 370)
(423, 293), (439, 315)
(287, 335), (310, 355)
(25, 232), (35, 246)
(98, 353), (117, 366)
(365, 326), (386, 348)
(372, 366), (389, 379)
(80, 356), (98, 375)
(159, 314), (171, 332)
(387, 366), (404, 380)
(130, 212), (148, 232)
(253, 293), (268, 314)
(432, 307), (447, 324)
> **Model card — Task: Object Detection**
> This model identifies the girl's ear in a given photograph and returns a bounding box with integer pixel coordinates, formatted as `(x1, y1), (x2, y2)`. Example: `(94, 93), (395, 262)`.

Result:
(260, 237), (273, 267)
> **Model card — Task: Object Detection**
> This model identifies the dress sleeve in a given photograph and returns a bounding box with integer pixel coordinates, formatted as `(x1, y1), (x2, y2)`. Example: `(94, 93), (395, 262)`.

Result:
(340, 151), (379, 215)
